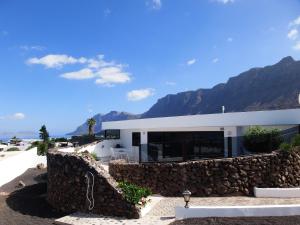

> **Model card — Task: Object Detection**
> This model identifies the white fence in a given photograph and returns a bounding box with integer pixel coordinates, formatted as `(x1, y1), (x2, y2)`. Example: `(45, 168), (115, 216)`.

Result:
(0, 147), (46, 187)
(175, 205), (300, 219)
(254, 187), (300, 198)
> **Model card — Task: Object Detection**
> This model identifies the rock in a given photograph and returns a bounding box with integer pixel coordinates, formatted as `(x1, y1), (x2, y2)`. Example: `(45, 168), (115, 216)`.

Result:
(17, 180), (26, 188)
(36, 163), (45, 169)
(216, 184), (227, 195)
(204, 188), (213, 195)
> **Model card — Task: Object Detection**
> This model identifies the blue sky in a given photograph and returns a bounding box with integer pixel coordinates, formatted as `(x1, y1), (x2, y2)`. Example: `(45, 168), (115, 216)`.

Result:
(0, 0), (300, 135)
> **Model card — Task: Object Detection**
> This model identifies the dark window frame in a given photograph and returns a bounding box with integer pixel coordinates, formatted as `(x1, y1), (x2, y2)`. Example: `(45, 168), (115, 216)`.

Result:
(104, 129), (120, 140)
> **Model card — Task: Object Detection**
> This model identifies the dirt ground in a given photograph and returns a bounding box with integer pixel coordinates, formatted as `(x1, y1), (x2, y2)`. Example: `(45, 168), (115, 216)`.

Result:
(0, 168), (66, 225)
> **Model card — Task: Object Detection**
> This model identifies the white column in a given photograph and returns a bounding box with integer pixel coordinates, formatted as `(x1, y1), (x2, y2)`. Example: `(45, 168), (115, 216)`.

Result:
(224, 127), (238, 157)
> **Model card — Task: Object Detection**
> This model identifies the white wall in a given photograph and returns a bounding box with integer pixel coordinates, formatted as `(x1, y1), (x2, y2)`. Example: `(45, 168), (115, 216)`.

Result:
(175, 205), (300, 219)
(254, 187), (300, 198)
(93, 140), (120, 158)
(0, 147), (46, 187)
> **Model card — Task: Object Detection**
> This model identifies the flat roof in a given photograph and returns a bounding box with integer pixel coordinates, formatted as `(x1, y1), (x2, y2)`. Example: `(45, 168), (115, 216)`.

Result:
(102, 108), (300, 130)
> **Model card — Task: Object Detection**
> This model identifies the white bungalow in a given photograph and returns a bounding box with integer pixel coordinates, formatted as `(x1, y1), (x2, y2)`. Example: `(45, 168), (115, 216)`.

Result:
(98, 108), (300, 163)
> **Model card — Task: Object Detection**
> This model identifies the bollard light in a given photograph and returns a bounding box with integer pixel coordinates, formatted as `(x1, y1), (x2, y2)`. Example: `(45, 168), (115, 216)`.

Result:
(182, 190), (191, 208)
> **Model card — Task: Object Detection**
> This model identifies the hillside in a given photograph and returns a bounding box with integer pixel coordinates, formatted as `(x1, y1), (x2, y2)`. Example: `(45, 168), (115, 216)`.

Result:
(69, 56), (300, 135)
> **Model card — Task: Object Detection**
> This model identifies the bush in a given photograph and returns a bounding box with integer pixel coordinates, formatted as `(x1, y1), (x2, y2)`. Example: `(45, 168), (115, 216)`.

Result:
(90, 152), (98, 160)
(71, 135), (97, 146)
(6, 147), (20, 151)
(52, 137), (68, 142)
(243, 126), (283, 153)
(37, 142), (48, 156)
(292, 134), (300, 147)
(280, 142), (292, 152)
(118, 181), (152, 205)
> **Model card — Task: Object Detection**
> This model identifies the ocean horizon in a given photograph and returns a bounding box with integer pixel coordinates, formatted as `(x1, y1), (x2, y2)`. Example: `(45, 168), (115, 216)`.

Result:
(0, 134), (71, 142)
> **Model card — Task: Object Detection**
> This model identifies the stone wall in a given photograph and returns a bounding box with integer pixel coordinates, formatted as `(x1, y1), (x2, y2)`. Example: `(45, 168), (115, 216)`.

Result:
(47, 150), (140, 218)
(109, 149), (300, 197)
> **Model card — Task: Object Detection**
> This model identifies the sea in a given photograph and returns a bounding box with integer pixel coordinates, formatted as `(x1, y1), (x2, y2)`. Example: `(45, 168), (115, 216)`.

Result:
(0, 134), (71, 143)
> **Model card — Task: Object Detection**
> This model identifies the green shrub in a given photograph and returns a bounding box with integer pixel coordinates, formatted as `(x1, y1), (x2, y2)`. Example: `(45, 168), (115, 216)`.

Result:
(52, 137), (68, 142)
(280, 142), (292, 152)
(37, 142), (48, 156)
(291, 134), (300, 147)
(118, 181), (152, 205)
(6, 147), (20, 151)
(243, 126), (283, 153)
(90, 152), (98, 160)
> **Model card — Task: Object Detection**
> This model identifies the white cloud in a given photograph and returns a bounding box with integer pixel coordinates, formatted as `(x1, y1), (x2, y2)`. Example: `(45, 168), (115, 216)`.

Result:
(153, 0), (162, 9)
(287, 29), (298, 40)
(95, 66), (131, 86)
(26, 54), (87, 68)
(147, 0), (162, 10)
(289, 16), (300, 27)
(293, 41), (300, 51)
(20, 45), (45, 51)
(227, 37), (233, 42)
(165, 81), (176, 86)
(127, 88), (155, 101)
(60, 68), (95, 80)
(0, 113), (26, 120)
(187, 58), (196, 66)
(87, 55), (115, 69)
(213, 0), (234, 4)
(27, 53), (131, 86)
(11, 113), (25, 120)
(212, 58), (219, 63)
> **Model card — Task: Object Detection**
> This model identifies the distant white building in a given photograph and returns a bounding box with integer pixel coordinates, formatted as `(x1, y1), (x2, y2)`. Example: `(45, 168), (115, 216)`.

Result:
(101, 108), (300, 162)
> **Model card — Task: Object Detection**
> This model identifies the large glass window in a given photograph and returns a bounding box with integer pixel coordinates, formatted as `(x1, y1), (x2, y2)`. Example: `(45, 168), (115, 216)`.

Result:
(104, 129), (120, 139)
(147, 131), (224, 162)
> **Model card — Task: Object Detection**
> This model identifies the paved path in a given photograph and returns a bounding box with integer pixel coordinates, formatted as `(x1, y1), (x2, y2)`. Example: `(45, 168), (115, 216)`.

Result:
(55, 196), (300, 225)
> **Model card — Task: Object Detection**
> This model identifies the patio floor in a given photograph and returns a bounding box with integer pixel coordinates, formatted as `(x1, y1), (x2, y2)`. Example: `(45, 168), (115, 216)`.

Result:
(55, 197), (300, 225)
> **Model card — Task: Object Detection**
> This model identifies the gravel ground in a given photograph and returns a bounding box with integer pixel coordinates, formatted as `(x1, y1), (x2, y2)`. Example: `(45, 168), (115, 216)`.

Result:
(0, 168), (66, 225)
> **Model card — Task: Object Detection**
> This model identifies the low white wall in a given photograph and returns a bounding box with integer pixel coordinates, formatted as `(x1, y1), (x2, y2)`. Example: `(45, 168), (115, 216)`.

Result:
(254, 187), (300, 198)
(0, 147), (46, 187)
(175, 205), (300, 219)
(93, 140), (121, 158)
(56, 140), (122, 159)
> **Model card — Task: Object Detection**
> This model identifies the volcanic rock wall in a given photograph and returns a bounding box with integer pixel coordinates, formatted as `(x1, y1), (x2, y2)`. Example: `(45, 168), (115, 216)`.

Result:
(109, 150), (300, 196)
(47, 150), (140, 218)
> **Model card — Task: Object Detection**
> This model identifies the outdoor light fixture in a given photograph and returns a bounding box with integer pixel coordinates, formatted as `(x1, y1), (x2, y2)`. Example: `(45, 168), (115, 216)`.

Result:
(182, 190), (191, 208)
(298, 93), (300, 105)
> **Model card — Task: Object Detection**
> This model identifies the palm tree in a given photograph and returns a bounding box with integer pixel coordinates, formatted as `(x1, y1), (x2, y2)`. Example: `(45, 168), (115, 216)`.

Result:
(87, 118), (96, 136)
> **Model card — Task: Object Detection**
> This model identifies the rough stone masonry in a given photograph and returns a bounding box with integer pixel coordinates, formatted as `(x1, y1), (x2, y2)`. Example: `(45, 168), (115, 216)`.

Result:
(47, 150), (140, 218)
(109, 149), (300, 197)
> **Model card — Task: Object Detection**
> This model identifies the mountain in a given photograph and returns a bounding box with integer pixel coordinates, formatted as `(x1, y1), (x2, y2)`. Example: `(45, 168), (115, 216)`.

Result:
(69, 56), (300, 135)
(68, 111), (140, 135)
(142, 56), (300, 118)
